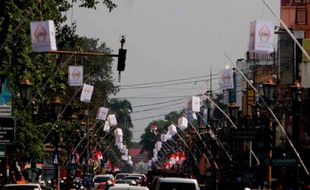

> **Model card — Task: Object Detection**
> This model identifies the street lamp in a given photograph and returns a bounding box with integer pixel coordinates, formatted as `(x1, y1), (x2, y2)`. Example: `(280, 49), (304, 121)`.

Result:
(20, 79), (33, 103)
(262, 79), (277, 190)
(290, 80), (302, 147)
(262, 80), (276, 106)
(290, 80), (302, 103)
(51, 96), (62, 120)
(228, 102), (239, 122)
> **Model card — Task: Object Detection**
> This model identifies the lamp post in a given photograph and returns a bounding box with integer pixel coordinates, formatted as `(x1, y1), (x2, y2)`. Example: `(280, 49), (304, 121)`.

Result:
(19, 79), (33, 105)
(262, 80), (276, 189)
(262, 80), (276, 107)
(290, 80), (302, 147)
(228, 102), (239, 123)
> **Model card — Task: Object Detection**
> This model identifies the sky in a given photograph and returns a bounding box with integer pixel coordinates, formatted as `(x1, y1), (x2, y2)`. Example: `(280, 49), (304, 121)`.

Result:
(68, 0), (280, 142)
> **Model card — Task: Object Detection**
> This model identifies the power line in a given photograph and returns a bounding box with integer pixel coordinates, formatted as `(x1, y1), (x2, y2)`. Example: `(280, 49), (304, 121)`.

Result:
(119, 74), (219, 88)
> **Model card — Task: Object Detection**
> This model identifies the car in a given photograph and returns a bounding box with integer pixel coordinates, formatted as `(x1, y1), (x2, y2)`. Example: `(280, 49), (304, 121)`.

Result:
(108, 185), (149, 190)
(130, 174), (147, 186)
(115, 178), (137, 186)
(123, 176), (143, 186)
(93, 174), (115, 190)
(155, 177), (200, 190)
(115, 173), (131, 180)
(2, 183), (43, 190)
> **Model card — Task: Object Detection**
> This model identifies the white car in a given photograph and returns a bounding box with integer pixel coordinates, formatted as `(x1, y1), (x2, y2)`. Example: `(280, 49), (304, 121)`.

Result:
(2, 183), (43, 190)
(109, 185), (149, 190)
(155, 177), (200, 190)
(93, 174), (115, 189)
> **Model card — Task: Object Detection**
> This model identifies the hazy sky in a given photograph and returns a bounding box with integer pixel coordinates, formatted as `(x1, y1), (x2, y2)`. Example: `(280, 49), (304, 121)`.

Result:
(69, 0), (280, 142)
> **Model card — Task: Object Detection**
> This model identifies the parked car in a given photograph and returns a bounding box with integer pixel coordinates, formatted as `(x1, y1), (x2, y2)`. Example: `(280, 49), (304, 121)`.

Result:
(155, 177), (200, 190)
(93, 174), (115, 190)
(2, 183), (43, 190)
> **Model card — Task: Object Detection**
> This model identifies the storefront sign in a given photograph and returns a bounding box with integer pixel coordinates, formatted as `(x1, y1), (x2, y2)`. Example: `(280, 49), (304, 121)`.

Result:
(281, 0), (309, 6)
(0, 117), (16, 144)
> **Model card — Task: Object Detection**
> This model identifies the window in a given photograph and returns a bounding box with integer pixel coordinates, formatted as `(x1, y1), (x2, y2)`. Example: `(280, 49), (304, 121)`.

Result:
(296, 8), (307, 25)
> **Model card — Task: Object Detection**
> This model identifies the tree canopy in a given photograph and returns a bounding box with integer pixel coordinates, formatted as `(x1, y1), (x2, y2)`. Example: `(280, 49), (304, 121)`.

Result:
(0, 0), (121, 164)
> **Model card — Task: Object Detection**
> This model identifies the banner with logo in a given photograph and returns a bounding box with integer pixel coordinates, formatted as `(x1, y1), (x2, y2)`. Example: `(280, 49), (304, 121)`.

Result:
(249, 20), (275, 54)
(80, 83), (94, 103)
(68, 66), (83, 86)
(96, 107), (109, 120)
(219, 69), (234, 90)
(30, 20), (57, 52)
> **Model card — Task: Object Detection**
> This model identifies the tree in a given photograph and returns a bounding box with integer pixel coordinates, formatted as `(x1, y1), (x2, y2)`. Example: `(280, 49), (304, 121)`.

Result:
(0, 0), (118, 165)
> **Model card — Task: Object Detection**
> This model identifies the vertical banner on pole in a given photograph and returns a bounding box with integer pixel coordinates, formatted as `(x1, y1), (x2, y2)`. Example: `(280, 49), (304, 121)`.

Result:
(30, 20), (57, 52)
(80, 84), (94, 103)
(248, 20), (275, 54)
(219, 69), (234, 90)
(96, 107), (109, 121)
(68, 66), (83, 86)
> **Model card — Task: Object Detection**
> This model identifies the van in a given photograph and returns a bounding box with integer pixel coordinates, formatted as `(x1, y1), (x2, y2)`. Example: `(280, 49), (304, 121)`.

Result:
(2, 183), (43, 190)
(155, 177), (200, 190)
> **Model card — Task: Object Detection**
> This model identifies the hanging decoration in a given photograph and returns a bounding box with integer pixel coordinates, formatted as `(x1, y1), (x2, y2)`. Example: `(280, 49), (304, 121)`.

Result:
(155, 141), (162, 151)
(167, 124), (177, 136)
(96, 107), (109, 121)
(103, 121), (110, 132)
(188, 96), (201, 112)
(248, 20), (275, 54)
(80, 83), (94, 103)
(30, 20), (57, 52)
(68, 66), (83, 86)
(177, 117), (188, 130)
(218, 68), (234, 90)
(161, 134), (167, 142)
(107, 114), (117, 126)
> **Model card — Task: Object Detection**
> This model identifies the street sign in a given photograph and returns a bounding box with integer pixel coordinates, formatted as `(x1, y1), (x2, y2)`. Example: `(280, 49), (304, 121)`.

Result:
(265, 159), (297, 166)
(232, 129), (259, 141)
(0, 116), (16, 144)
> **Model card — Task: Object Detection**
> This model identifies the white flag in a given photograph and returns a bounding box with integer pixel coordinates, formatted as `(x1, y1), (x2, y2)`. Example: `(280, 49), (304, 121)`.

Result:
(68, 66), (83, 86)
(96, 107), (109, 120)
(80, 83), (94, 103)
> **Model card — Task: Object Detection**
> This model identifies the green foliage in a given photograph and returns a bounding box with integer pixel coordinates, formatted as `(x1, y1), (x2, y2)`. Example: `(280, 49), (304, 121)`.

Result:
(0, 0), (118, 164)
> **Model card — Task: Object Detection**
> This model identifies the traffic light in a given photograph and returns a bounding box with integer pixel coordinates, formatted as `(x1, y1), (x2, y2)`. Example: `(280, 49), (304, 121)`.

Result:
(117, 48), (127, 72)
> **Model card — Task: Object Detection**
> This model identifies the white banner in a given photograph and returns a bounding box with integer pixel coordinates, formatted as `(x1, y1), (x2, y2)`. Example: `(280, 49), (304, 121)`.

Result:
(80, 83), (94, 103)
(30, 20), (57, 52)
(107, 114), (117, 126)
(68, 66), (83, 86)
(96, 107), (109, 120)
(219, 69), (234, 90)
(103, 121), (110, 132)
(249, 20), (275, 54)
(190, 96), (200, 112)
